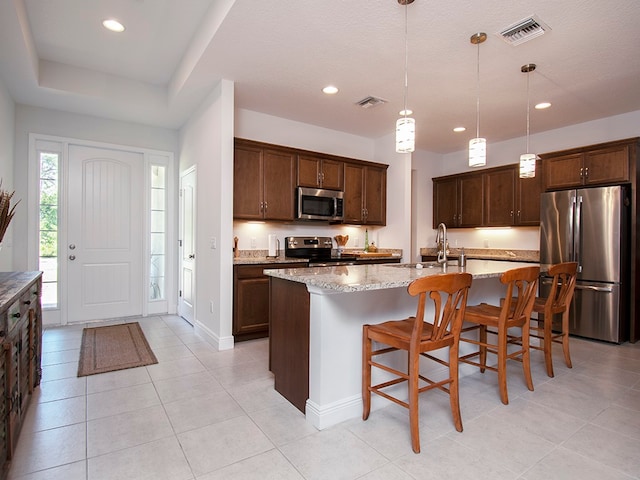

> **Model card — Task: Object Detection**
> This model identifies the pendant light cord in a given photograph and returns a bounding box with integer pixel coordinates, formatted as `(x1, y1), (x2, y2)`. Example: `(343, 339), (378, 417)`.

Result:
(525, 71), (530, 154)
(475, 41), (480, 139)
(402, 1), (409, 118)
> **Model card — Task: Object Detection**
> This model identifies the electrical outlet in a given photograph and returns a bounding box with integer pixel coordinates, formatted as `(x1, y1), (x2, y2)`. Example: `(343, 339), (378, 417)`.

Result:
(251, 237), (257, 249)
(484, 238), (490, 248)
(210, 237), (217, 249)
(210, 301), (214, 313)
(354, 236), (359, 247)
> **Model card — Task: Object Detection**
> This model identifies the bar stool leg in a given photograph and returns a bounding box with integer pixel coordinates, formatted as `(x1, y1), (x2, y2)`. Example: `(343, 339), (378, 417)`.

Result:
(362, 326), (372, 420)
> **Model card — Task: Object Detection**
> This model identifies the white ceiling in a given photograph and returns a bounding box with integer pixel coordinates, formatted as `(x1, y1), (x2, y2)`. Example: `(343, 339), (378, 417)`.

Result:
(1, 0), (639, 153)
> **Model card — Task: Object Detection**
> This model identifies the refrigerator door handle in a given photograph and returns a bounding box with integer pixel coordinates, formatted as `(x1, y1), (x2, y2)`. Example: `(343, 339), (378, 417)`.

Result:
(575, 284), (614, 293)
(574, 195), (582, 273)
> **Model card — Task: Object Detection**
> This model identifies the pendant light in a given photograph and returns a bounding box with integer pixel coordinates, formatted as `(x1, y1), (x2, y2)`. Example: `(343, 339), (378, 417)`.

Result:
(469, 32), (487, 167)
(395, 0), (415, 153)
(519, 63), (537, 178)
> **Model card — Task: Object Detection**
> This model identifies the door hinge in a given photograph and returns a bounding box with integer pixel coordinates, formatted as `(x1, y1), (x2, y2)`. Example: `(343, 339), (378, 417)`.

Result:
(179, 239), (182, 247)
(179, 290), (182, 297)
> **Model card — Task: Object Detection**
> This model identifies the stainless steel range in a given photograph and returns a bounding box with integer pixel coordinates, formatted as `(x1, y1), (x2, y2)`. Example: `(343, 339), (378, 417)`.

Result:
(285, 236), (356, 266)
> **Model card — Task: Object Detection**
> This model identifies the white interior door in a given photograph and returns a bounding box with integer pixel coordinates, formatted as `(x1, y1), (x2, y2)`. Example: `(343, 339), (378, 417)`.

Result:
(67, 145), (144, 322)
(179, 167), (196, 324)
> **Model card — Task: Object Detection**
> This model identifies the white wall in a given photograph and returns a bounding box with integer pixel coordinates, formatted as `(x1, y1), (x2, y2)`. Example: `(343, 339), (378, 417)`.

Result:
(413, 110), (640, 253)
(0, 79), (15, 270)
(12, 105), (179, 270)
(178, 80), (235, 349)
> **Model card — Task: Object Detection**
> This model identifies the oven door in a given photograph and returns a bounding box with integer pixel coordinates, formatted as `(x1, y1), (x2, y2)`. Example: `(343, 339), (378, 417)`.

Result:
(297, 187), (343, 221)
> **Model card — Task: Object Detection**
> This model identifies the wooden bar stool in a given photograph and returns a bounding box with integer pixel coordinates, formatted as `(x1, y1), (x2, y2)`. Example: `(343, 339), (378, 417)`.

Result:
(362, 272), (472, 453)
(459, 266), (539, 405)
(530, 262), (578, 377)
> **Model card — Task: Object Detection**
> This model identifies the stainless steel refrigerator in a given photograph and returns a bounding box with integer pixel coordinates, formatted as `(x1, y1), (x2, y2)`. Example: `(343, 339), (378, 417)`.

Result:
(539, 185), (630, 343)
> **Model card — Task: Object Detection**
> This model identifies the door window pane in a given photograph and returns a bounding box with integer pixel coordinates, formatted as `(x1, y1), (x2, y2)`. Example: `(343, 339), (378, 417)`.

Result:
(150, 165), (166, 301)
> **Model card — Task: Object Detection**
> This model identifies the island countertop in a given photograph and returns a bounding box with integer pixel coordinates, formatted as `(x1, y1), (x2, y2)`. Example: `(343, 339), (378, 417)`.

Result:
(264, 259), (538, 293)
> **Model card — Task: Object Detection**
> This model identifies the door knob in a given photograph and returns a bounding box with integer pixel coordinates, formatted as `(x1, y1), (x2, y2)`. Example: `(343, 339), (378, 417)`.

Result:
(69, 255), (76, 260)
(69, 244), (76, 250)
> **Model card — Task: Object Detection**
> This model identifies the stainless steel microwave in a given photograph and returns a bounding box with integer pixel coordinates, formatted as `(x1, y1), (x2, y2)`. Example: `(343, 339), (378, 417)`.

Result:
(296, 187), (344, 221)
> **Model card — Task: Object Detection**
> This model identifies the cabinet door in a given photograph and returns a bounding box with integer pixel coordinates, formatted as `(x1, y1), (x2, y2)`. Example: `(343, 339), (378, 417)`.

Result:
(343, 163), (365, 224)
(543, 153), (583, 190)
(515, 160), (542, 225)
(458, 174), (483, 227)
(297, 155), (321, 188)
(485, 167), (515, 226)
(584, 144), (630, 185)
(433, 177), (458, 228)
(234, 144), (264, 219)
(263, 149), (296, 221)
(234, 275), (270, 337)
(320, 159), (344, 190)
(363, 166), (386, 225)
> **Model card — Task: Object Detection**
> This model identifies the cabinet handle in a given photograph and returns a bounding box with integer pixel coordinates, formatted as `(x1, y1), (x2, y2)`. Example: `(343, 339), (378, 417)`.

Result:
(263, 201), (268, 211)
(23, 300), (31, 305)
(579, 167), (583, 177)
(510, 210), (514, 217)
(584, 167), (589, 178)
(11, 312), (20, 319)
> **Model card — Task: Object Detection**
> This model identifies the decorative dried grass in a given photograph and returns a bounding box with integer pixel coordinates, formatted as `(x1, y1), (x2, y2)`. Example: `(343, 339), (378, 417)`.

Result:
(0, 180), (19, 243)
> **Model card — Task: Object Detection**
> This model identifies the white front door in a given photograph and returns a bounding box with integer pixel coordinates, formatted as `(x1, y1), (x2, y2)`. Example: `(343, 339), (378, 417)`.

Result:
(67, 145), (144, 322)
(179, 167), (196, 324)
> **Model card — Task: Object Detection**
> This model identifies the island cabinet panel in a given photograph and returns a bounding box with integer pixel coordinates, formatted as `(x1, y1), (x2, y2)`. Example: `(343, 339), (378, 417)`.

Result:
(297, 155), (344, 190)
(541, 138), (633, 191)
(233, 263), (305, 341)
(234, 139), (296, 221)
(343, 163), (387, 225)
(0, 272), (42, 479)
(484, 167), (515, 226)
(269, 277), (309, 413)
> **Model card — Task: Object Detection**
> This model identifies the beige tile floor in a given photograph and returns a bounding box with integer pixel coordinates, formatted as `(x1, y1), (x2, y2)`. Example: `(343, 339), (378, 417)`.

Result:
(7, 314), (640, 479)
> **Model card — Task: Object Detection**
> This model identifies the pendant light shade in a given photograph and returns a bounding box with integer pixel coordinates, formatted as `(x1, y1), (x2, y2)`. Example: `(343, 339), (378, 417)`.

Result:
(396, 117), (415, 153)
(395, 0), (415, 153)
(469, 32), (487, 167)
(519, 63), (537, 178)
(469, 137), (487, 167)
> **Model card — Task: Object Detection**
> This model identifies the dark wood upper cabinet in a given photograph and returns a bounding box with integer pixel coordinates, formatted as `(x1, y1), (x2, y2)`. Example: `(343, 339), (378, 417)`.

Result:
(234, 139), (296, 221)
(343, 163), (387, 225)
(433, 163), (541, 228)
(458, 174), (484, 227)
(297, 155), (344, 190)
(484, 167), (515, 227)
(515, 160), (542, 225)
(541, 139), (633, 191)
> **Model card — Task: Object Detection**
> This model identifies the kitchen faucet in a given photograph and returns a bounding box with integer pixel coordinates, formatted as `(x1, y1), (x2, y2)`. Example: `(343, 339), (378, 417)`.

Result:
(436, 222), (449, 264)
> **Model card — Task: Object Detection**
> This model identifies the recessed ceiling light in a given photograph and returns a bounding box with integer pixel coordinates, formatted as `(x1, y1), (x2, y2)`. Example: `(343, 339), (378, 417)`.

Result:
(453, 127), (466, 132)
(322, 85), (339, 95)
(535, 102), (551, 109)
(399, 109), (413, 116)
(102, 19), (125, 33)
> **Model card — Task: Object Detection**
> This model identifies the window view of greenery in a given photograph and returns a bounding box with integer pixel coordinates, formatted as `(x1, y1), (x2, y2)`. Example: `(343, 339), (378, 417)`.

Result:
(39, 152), (59, 308)
(150, 165), (166, 301)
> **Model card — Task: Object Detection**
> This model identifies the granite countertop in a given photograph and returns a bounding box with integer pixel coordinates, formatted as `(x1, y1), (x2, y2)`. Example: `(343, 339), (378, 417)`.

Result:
(264, 259), (539, 293)
(233, 248), (402, 265)
(420, 247), (539, 263)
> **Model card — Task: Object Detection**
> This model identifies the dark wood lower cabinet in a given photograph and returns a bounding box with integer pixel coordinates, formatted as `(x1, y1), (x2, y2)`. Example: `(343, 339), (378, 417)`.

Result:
(0, 272), (42, 480)
(233, 263), (306, 342)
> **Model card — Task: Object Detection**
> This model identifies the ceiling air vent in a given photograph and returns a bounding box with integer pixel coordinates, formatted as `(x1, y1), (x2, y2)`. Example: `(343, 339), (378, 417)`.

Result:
(355, 96), (387, 109)
(498, 15), (550, 46)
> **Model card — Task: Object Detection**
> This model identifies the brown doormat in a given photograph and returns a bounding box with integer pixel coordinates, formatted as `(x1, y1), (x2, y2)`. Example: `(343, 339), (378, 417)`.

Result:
(78, 322), (158, 377)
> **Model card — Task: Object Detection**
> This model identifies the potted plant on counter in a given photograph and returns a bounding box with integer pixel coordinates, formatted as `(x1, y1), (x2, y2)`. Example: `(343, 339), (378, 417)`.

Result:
(0, 181), (19, 249)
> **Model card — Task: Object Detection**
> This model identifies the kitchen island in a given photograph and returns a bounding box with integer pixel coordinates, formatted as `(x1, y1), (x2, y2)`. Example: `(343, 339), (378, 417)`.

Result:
(265, 260), (538, 429)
